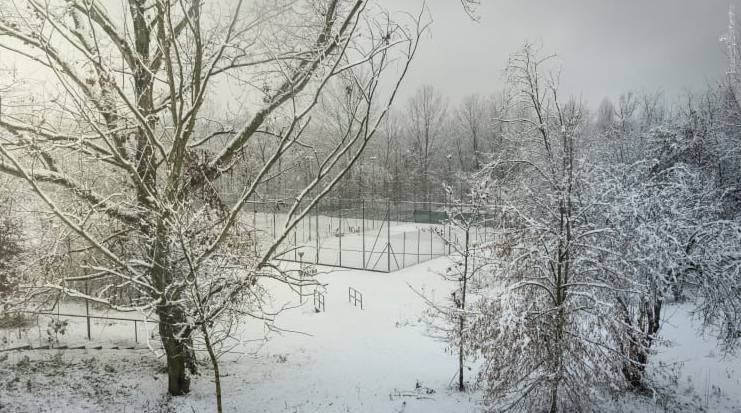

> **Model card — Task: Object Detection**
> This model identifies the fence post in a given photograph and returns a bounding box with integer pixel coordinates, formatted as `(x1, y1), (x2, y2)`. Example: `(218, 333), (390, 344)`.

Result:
(315, 203), (320, 264)
(85, 280), (91, 341)
(134, 320), (138, 343)
(387, 200), (391, 272)
(362, 200), (366, 270)
(402, 231), (406, 268)
(371, 200), (375, 230)
(417, 228), (421, 264)
(430, 224), (434, 258)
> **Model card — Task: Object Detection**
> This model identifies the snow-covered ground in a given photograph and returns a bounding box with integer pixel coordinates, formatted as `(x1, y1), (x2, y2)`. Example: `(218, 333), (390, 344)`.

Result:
(2, 258), (741, 412)
(1, 259), (478, 412)
(645, 305), (741, 412)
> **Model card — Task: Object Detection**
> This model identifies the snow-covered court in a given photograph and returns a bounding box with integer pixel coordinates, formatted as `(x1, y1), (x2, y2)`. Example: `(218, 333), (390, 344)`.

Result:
(256, 210), (457, 272)
(2, 258), (741, 412)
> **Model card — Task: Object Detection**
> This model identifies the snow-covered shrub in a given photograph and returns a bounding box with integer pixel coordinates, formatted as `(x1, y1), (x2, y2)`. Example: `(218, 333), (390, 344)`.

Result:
(470, 45), (650, 412)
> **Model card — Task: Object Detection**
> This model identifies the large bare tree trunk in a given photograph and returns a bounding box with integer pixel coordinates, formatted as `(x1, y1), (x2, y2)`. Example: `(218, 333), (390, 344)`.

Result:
(158, 306), (194, 395)
(130, 2), (197, 394)
(150, 221), (196, 395)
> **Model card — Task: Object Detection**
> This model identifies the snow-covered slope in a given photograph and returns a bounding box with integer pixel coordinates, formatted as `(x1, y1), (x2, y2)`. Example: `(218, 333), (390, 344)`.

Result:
(2, 258), (740, 412)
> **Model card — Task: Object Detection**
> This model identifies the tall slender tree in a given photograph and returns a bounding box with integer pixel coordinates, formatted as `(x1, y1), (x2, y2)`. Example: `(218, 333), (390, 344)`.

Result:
(407, 85), (447, 203)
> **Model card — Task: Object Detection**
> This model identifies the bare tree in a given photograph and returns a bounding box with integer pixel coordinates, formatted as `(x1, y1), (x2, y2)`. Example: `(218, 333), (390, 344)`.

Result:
(0, 0), (425, 396)
(454, 94), (488, 171)
(407, 84), (447, 202)
(419, 179), (491, 392)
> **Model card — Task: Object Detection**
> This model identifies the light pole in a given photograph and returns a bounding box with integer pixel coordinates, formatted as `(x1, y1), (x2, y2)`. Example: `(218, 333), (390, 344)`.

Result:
(298, 251), (305, 304)
(369, 156), (377, 198)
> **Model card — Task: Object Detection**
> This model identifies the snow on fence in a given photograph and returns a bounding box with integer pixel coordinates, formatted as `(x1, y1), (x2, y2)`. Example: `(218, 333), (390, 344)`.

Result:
(244, 198), (495, 273)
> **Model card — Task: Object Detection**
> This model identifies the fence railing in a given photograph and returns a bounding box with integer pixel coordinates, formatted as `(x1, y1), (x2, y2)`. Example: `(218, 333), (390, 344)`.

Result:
(8, 310), (157, 344)
(348, 286), (363, 310)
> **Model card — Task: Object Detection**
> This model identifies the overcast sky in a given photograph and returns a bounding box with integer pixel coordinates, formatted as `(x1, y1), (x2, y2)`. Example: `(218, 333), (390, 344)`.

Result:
(378, 0), (733, 107)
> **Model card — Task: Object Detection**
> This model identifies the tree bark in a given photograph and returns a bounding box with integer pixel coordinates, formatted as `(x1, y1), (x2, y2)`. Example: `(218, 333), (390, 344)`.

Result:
(620, 295), (661, 394)
(150, 221), (196, 395)
(158, 303), (195, 396)
(201, 323), (223, 413)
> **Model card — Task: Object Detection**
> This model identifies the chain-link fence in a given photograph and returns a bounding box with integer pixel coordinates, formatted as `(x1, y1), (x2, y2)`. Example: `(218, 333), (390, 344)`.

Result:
(246, 198), (495, 272)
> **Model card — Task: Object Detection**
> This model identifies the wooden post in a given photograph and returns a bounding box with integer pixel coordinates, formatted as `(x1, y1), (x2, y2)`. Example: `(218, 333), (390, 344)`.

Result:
(134, 320), (138, 343)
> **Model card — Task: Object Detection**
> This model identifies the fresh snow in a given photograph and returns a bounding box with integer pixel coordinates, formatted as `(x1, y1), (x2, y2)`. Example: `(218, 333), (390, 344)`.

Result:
(1, 258), (740, 412)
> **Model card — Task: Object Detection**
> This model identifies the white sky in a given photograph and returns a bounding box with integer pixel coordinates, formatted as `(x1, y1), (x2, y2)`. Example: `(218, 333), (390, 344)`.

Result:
(0, 0), (732, 109)
(378, 0), (733, 106)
